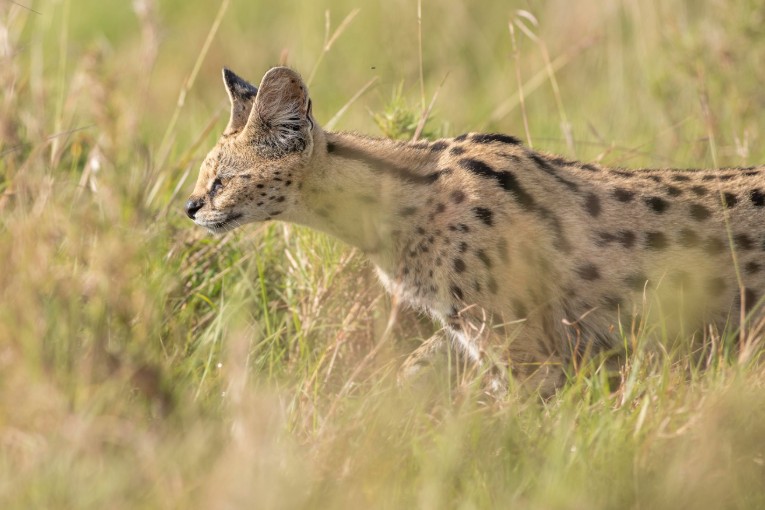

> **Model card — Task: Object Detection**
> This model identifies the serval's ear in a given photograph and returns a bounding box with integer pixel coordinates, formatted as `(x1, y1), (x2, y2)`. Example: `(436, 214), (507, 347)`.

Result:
(245, 67), (313, 155)
(222, 68), (258, 135)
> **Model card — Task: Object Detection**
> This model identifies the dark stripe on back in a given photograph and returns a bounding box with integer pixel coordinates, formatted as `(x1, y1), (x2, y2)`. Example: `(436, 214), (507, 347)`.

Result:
(459, 158), (536, 210)
(471, 133), (522, 145)
(327, 141), (440, 185)
(458, 157), (571, 251)
(528, 152), (580, 192)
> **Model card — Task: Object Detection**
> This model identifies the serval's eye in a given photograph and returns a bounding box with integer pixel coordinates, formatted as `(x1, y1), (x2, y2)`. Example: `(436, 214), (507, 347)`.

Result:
(210, 177), (223, 197)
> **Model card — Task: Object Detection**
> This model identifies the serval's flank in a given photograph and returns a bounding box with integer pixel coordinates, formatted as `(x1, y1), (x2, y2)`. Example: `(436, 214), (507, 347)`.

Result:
(186, 67), (765, 397)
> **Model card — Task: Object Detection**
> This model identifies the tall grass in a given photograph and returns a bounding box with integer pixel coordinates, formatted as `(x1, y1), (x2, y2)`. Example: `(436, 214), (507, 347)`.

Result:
(1, 0), (765, 508)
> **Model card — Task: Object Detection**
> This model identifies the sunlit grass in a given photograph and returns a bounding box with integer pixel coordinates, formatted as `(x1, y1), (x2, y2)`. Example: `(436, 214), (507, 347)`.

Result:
(1, 0), (765, 508)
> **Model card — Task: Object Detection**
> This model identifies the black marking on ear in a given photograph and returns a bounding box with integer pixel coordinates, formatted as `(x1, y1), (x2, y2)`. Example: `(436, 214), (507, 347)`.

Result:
(306, 98), (314, 129)
(223, 68), (258, 100)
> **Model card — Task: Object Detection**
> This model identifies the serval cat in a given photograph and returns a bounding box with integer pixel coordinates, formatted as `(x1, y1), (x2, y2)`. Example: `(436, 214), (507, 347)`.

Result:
(186, 67), (765, 397)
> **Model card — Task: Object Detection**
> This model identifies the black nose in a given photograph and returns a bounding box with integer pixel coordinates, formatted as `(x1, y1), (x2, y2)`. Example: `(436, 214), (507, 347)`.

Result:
(185, 197), (204, 219)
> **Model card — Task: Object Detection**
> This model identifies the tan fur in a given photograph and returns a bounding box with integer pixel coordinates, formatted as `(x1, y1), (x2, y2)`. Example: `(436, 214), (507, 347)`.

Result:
(187, 67), (765, 397)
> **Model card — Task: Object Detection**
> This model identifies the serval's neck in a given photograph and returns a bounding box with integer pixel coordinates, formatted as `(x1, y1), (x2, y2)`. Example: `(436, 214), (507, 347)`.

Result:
(290, 131), (442, 271)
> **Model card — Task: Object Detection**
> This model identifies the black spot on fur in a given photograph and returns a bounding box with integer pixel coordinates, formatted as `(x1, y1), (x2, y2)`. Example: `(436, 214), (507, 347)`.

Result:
(745, 261), (762, 274)
(435, 203), (446, 214)
(471, 133), (522, 145)
(454, 134), (468, 142)
(704, 237), (726, 255)
(678, 228), (700, 248)
(646, 232), (668, 250)
(585, 193), (601, 217)
(576, 263), (600, 281)
(473, 207), (494, 226)
(690, 185), (708, 196)
(690, 203), (711, 221)
(537, 206), (572, 253)
(734, 234), (754, 250)
(451, 190), (466, 203)
(645, 196), (669, 213)
(723, 192), (738, 208)
(454, 259), (467, 273)
(619, 231), (637, 249)
(512, 299), (527, 317)
(613, 188), (634, 202)
(666, 186), (683, 197)
(625, 273), (649, 291)
(430, 141), (448, 152)
(751, 189), (765, 207)
(450, 146), (465, 156)
(705, 277), (727, 294)
(671, 174), (691, 182)
(603, 295), (623, 311)
(596, 230), (636, 249)
(476, 249), (492, 268)
(743, 288), (759, 312)
(459, 242), (469, 253)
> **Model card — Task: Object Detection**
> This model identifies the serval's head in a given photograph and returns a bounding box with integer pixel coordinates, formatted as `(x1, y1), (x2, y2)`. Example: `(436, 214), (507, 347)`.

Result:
(185, 67), (317, 233)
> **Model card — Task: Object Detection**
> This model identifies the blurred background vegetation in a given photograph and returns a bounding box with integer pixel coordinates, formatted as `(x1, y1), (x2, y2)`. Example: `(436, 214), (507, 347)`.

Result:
(1, 0), (765, 508)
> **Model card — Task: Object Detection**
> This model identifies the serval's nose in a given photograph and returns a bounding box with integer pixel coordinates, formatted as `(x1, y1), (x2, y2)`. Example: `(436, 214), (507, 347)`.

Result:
(185, 197), (204, 219)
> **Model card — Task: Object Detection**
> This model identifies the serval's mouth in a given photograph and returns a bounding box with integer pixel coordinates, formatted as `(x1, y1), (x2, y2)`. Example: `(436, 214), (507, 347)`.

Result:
(200, 213), (244, 235)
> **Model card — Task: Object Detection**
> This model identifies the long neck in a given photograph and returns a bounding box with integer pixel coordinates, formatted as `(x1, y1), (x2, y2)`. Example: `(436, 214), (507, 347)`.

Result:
(288, 131), (441, 271)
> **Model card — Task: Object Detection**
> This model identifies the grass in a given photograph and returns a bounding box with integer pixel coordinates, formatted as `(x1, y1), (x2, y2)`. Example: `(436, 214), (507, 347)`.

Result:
(2, 0), (765, 508)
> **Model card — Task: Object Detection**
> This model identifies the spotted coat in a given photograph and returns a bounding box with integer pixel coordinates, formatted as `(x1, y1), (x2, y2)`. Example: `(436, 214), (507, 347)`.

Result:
(187, 67), (765, 396)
